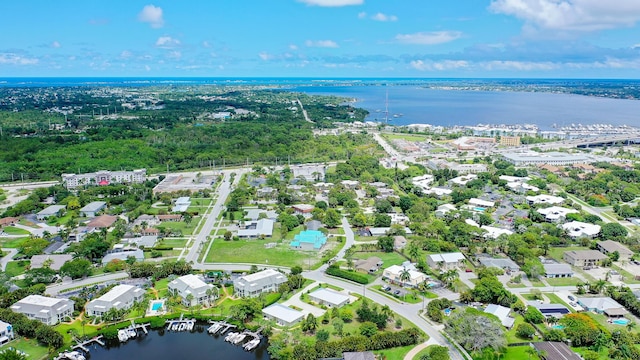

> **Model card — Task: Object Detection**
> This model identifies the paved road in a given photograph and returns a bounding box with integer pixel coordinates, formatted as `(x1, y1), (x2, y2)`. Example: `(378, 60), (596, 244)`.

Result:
(0, 248), (18, 271)
(45, 271), (129, 296)
(296, 98), (313, 123)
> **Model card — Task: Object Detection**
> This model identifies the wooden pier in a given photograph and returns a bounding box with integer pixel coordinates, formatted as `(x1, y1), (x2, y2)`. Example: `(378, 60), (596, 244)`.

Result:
(72, 335), (105, 352)
(165, 314), (196, 331)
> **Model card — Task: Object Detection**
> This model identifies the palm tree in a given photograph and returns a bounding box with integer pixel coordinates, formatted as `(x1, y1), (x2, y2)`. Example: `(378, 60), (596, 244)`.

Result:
(627, 321), (636, 332)
(407, 241), (421, 262)
(399, 267), (411, 287)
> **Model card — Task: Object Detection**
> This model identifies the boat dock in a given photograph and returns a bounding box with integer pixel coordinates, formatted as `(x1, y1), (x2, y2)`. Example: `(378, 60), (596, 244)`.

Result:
(71, 335), (105, 352)
(165, 314), (196, 331)
(221, 327), (263, 351)
(129, 320), (150, 335)
(207, 320), (236, 335)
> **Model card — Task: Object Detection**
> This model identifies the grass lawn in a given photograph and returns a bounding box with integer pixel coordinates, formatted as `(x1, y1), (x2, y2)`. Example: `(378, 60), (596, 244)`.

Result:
(374, 344), (415, 360)
(507, 282), (527, 288)
(5, 260), (29, 277)
(158, 238), (189, 248)
(611, 264), (640, 284)
(529, 278), (546, 287)
(502, 345), (540, 360)
(56, 319), (101, 344)
(205, 238), (318, 268)
(544, 293), (574, 311)
(1, 226), (30, 235)
(0, 237), (27, 248)
(547, 246), (589, 262)
(382, 133), (430, 142)
(505, 315), (529, 344)
(353, 251), (408, 268)
(156, 219), (200, 235)
(0, 338), (50, 360)
(546, 277), (583, 286)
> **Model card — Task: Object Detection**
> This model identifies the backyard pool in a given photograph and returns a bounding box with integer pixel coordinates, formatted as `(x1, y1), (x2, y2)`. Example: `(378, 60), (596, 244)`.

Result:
(552, 325), (565, 330)
(613, 319), (630, 325)
(474, 207), (486, 212)
(147, 299), (166, 316)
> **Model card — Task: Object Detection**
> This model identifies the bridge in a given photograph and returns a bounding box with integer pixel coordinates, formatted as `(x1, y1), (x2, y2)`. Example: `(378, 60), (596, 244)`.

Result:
(575, 136), (640, 148)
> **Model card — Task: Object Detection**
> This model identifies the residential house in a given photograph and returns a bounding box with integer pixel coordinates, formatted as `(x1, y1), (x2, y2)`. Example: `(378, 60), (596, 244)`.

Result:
(168, 274), (215, 307)
(141, 228), (160, 236)
(36, 205), (65, 221)
(484, 304), (515, 329)
(481, 226), (514, 239)
(0, 320), (14, 345)
(257, 187), (277, 198)
(578, 297), (628, 317)
(308, 288), (350, 308)
(10, 295), (74, 325)
(126, 235), (158, 248)
(340, 180), (359, 189)
(290, 230), (327, 251)
(343, 352), (376, 360)
(87, 215), (118, 229)
(354, 257), (383, 273)
(101, 248), (145, 264)
(0, 217), (18, 228)
(543, 263), (574, 278)
(233, 269), (287, 298)
(528, 302), (570, 318)
(171, 197), (191, 213)
(30, 254), (72, 271)
(562, 221), (601, 238)
(382, 265), (427, 288)
(563, 250), (608, 267)
(238, 218), (274, 238)
(85, 284), (145, 317)
(158, 214), (183, 222)
(469, 198), (495, 208)
(537, 206), (579, 222)
(526, 194), (565, 205)
(597, 240), (633, 261)
(262, 304), (304, 326)
(79, 201), (107, 218)
(435, 204), (456, 218)
(478, 256), (520, 272)
(291, 204), (314, 217)
(427, 252), (465, 271)
(393, 236), (407, 250)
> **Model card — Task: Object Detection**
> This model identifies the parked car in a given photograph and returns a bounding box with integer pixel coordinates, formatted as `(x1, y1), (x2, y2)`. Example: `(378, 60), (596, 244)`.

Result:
(568, 295), (576, 301)
(384, 286), (391, 292)
(394, 290), (401, 295)
(465, 269), (473, 273)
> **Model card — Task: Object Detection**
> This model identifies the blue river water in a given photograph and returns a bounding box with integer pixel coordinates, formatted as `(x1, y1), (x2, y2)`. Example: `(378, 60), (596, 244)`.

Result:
(84, 325), (270, 360)
(291, 85), (640, 131)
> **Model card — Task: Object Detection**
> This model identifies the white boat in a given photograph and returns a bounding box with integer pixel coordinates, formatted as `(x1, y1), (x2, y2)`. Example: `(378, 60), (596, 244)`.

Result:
(128, 328), (137, 338)
(207, 323), (221, 334)
(171, 323), (178, 331)
(117, 329), (129, 343)
(186, 322), (194, 331)
(232, 333), (247, 344)
(224, 332), (238, 342)
(63, 351), (87, 360)
(178, 323), (186, 331)
(243, 338), (260, 351)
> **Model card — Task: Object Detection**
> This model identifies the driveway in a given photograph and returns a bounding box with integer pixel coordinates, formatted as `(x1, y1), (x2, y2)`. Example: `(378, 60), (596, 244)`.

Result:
(0, 248), (18, 271)
(281, 281), (326, 317)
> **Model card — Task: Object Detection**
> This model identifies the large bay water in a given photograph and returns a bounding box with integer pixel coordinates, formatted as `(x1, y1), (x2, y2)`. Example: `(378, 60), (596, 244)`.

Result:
(291, 85), (640, 131)
(84, 325), (270, 360)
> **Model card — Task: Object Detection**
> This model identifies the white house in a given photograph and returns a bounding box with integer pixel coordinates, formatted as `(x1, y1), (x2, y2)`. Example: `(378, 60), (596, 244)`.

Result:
(382, 265), (427, 288)
(435, 204), (456, 218)
(537, 206), (579, 222)
(562, 221), (601, 238)
(85, 284), (145, 317)
(79, 201), (107, 218)
(0, 320), (14, 345)
(10, 295), (74, 325)
(168, 274), (215, 307)
(427, 252), (465, 271)
(233, 269), (287, 298)
(484, 304), (515, 329)
(238, 218), (274, 238)
(469, 198), (495, 208)
(526, 195), (565, 205)
(36, 205), (66, 221)
(308, 288), (350, 308)
(481, 226), (514, 239)
(450, 174), (477, 186)
(262, 303), (304, 326)
(543, 263), (574, 278)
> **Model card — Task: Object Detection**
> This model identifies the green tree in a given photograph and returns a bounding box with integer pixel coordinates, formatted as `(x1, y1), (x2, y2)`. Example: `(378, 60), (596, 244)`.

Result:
(59, 258), (92, 279)
(359, 321), (378, 337)
(516, 323), (536, 339)
(316, 329), (329, 342)
(377, 236), (394, 252)
(323, 209), (341, 228)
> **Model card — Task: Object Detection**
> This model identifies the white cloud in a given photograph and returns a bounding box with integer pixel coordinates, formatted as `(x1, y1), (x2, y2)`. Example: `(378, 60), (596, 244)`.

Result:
(410, 60), (469, 71)
(632, 44), (640, 49)
(202, 41), (211, 48)
(490, 0), (640, 31)
(258, 52), (273, 61)
(167, 51), (181, 60)
(305, 40), (339, 48)
(145, 65), (151, 71)
(0, 53), (38, 65)
(298, 0), (363, 6)
(51, 41), (61, 48)
(289, 44), (298, 50)
(155, 36), (180, 48)
(138, 4), (164, 28)
(395, 31), (462, 45)
(371, 12), (397, 22)
(358, 12), (367, 19)
(120, 50), (133, 59)
(480, 60), (559, 71)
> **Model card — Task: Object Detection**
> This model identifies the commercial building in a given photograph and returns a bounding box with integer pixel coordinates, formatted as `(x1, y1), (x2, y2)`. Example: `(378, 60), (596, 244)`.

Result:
(427, 252), (465, 271)
(262, 303), (304, 327)
(563, 250), (608, 267)
(168, 274), (215, 307)
(79, 201), (107, 218)
(238, 218), (274, 238)
(543, 263), (574, 278)
(502, 151), (593, 166)
(597, 240), (633, 261)
(308, 288), (350, 308)
(85, 284), (145, 317)
(500, 136), (521, 147)
(233, 269), (287, 298)
(62, 169), (146, 189)
(10, 295), (74, 325)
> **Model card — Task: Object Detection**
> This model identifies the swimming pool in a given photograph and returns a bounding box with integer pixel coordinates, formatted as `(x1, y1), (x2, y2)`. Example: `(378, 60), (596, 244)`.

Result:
(613, 319), (630, 325)
(551, 325), (565, 330)
(152, 302), (162, 311)
(474, 207), (486, 212)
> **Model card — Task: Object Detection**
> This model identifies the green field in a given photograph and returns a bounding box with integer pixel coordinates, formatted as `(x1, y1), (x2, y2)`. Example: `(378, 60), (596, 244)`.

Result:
(5, 260), (29, 277)
(545, 277), (582, 286)
(503, 345), (540, 360)
(382, 133), (430, 142)
(353, 250), (408, 268)
(156, 218), (200, 235)
(205, 238), (326, 268)
(158, 238), (189, 248)
(1, 226), (30, 235)
(0, 338), (50, 360)
(0, 236), (27, 248)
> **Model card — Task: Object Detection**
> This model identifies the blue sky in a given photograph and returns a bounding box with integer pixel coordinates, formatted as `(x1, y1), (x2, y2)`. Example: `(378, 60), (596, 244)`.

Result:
(2, 0), (640, 77)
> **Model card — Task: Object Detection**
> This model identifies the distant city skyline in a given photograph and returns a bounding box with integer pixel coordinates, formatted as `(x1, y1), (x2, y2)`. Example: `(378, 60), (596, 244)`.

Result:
(2, 1), (640, 78)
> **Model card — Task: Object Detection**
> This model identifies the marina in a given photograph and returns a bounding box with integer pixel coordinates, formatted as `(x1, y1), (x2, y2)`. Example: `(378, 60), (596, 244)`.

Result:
(165, 314), (196, 332)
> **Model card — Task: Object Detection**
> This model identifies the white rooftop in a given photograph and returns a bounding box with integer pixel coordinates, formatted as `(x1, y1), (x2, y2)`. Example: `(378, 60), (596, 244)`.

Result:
(469, 198), (495, 208)
(97, 284), (139, 302)
(16, 295), (65, 307)
(481, 226), (514, 239)
(526, 194), (565, 205)
(428, 252), (465, 264)
(537, 206), (579, 221)
(177, 274), (208, 288)
(309, 288), (350, 306)
(241, 269), (283, 283)
(262, 303), (304, 323)
(562, 221), (601, 238)
(484, 304), (515, 328)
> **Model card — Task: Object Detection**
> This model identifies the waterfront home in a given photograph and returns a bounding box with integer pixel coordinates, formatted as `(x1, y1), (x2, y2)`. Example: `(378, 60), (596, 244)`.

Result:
(10, 295), (74, 325)
(234, 269), (287, 298)
(262, 303), (304, 326)
(168, 274), (215, 307)
(86, 284), (145, 317)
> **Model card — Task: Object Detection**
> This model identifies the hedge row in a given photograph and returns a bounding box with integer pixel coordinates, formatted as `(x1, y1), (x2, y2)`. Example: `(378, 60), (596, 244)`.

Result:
(326, 265), (369, 284)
